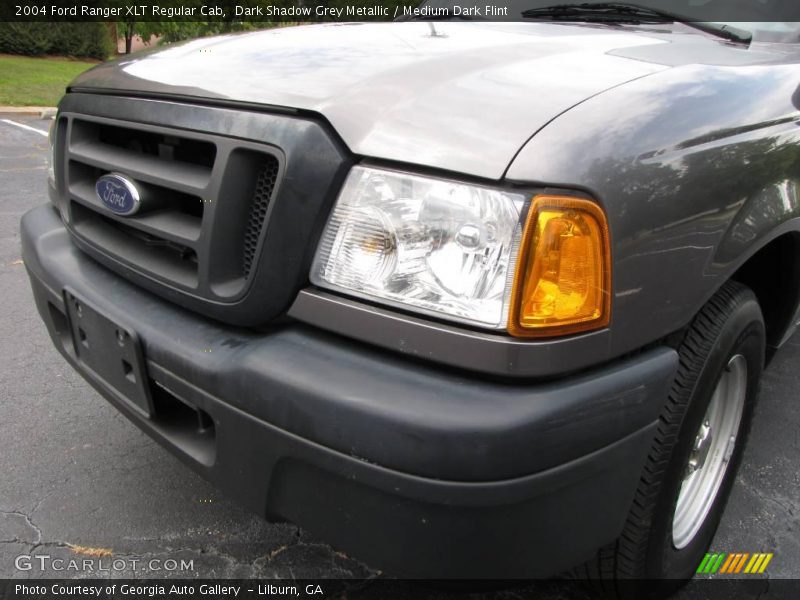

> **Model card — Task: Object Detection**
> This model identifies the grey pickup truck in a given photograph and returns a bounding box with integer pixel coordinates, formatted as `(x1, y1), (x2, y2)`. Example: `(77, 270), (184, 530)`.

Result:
(20, 6), (800, 596)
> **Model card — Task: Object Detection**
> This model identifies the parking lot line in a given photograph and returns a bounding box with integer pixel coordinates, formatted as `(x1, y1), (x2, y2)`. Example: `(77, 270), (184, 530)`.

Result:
(1, 118), (49, 137)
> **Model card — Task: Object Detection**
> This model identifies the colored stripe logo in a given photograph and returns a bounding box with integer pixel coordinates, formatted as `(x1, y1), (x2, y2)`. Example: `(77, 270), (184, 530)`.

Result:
(697, 552), (773, 574)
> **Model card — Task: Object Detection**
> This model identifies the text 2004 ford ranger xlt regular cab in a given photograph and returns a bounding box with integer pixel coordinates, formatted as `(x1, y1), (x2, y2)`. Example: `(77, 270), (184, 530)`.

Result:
(20, 5), (800, 594)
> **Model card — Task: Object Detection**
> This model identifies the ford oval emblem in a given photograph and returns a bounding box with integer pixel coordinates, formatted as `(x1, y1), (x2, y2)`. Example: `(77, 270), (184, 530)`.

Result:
(95, 173), (141, 216)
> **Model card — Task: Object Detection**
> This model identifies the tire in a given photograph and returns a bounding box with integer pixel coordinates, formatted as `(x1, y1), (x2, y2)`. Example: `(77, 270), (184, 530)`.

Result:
(589, 280), (766, 599)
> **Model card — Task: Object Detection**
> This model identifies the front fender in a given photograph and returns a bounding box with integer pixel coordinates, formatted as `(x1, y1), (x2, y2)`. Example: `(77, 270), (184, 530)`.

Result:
(505, 62), (800, 360)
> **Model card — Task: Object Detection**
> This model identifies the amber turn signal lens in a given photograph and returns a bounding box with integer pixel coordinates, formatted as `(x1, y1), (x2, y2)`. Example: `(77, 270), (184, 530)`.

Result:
(508, 195), (611, 337)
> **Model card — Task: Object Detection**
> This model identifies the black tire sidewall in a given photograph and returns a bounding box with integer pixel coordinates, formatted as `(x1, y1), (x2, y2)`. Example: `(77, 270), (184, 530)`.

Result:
(647, 295), (765, 581)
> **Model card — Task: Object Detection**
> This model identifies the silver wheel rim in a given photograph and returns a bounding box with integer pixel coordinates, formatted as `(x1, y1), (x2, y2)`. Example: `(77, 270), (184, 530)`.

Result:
(672, 354), (747, 550)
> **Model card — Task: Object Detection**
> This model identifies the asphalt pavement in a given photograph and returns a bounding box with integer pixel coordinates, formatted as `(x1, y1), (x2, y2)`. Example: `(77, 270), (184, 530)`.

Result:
(0, 115), (797, 599)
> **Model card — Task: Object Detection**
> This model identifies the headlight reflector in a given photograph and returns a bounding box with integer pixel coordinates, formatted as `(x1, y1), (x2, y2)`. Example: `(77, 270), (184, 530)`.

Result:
(311, 166), (526, 328)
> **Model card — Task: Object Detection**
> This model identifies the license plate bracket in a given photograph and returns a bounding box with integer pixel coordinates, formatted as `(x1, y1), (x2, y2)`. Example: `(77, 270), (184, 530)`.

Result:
(64, 288), (153, 417)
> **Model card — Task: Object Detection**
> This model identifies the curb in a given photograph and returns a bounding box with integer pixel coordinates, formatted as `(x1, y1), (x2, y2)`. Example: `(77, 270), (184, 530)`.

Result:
(0, 106), (57, 118)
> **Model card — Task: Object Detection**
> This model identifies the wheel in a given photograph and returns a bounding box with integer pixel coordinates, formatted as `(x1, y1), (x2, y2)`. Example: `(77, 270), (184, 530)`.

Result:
(589, 280), (765, 598)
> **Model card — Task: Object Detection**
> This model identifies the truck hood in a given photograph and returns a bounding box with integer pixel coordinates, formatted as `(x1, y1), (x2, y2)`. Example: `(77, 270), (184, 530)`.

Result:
(70, 22), (672, 179)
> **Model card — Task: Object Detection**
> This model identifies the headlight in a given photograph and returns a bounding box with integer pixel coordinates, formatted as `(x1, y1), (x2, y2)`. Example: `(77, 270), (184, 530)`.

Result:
(311, 166), (526, 328)
(47, 119), (56, 186)
(311, 166), (612, 335)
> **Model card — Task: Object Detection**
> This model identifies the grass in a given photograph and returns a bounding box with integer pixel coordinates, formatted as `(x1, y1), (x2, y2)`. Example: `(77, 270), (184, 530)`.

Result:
(0, 54), (98, 106)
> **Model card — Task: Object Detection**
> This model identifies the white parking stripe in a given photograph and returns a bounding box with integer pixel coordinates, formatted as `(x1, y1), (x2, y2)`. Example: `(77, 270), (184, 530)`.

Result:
(1, 118), (49, 137)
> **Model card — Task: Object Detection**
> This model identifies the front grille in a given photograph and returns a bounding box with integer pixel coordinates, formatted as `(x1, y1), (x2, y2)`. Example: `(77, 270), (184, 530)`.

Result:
(58, 114), (283, 301)
(52, 93), (349, 326)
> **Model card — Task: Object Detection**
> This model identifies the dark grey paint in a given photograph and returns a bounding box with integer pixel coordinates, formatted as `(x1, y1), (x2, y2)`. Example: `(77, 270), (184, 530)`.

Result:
(506, 50), (800, 363)
(289, 288), (616, 377)
(63, 21), (800, 376)
(70, 22), (670, 179)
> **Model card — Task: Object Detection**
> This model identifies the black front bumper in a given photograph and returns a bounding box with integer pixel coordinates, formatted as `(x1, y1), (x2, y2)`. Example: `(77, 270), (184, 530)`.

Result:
(22, 204), (678, 578)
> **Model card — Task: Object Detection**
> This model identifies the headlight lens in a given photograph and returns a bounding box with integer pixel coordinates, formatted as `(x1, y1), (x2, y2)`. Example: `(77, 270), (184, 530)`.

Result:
(311, 166), (526, 328)
(47, 119), (56, 186)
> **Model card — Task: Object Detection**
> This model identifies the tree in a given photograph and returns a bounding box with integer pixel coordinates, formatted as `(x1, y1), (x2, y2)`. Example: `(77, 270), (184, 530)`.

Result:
(118, 20), (135, 53)
(114, 20), (163, 53)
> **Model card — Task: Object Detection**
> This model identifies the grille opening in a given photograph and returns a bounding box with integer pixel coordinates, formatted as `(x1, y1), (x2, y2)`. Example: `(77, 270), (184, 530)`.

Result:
(72, 119), (216, 168)
(243, 155), (280, 277)
(207, 149), (280, 296)
(149, 380), (216, 466)
(71, 202), (199, 288)
(89, 209), (198, 264)
(68, 160), (204, 221)
(47, 301), (74, 357)
(98, 214), (198, 264)
(54, 117), (68, 193)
